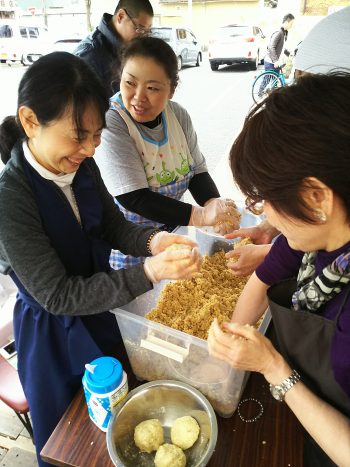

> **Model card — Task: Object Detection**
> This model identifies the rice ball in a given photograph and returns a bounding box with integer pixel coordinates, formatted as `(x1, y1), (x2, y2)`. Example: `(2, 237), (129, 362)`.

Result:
(165, 243), (192, 252)
(171, 416), (200, 449)
(134, 419), (164, 453)
(154, 443), (186, 467)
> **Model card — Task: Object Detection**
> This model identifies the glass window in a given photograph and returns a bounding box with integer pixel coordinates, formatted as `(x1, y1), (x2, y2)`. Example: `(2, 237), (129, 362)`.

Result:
(177, 29), (186, 40)
(217, 26), (251, 38)
(20, 27), (28, 38)
(151, 27), (172, 42)
(28, 27), (39, 38)
(0, 25), (13, 38)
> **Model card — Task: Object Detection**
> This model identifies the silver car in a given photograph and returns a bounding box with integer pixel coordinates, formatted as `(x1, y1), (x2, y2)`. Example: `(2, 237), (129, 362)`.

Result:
(208, 24), (266, 71)
(151, 26), (202, 70)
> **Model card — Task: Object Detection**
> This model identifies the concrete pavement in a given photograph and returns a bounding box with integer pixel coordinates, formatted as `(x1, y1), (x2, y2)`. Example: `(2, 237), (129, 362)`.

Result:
(0, 401), (37, 466)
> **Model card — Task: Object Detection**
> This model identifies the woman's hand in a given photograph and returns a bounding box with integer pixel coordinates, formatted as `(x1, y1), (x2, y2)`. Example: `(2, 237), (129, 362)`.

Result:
(225, 220), (278, 244)
(144, 246), (202, 283)
(226, 244), (272, 276)
(189, 198), (240, 232)
(207, 318), (287, 382)
(149, 231), (198, 255)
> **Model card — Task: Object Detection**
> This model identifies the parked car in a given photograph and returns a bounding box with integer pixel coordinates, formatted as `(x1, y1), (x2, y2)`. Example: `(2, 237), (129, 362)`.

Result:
(151, 26), (202, 70)
(208, 24), (266, 71)
(51, 36), (84, 54)
(21, 35), (85, 64)
(0, 20), (51, 65)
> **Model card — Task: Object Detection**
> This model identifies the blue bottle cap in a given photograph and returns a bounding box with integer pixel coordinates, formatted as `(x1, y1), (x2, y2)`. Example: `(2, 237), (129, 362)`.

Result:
(84, 356), (123, 394)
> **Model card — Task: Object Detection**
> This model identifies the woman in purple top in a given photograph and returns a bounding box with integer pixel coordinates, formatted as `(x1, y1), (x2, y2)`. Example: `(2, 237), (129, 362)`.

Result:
(208, 73), (350, 466)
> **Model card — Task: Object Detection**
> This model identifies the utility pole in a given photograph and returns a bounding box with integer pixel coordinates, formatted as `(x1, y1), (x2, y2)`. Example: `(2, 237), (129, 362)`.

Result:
(41, 0), (48, 27)
(85, 0), (93, 31)
(187, 0), (192, 27)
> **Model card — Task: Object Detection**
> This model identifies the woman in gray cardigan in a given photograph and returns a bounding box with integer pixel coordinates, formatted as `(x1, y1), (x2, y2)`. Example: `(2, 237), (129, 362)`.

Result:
(0, 51), (201, 467)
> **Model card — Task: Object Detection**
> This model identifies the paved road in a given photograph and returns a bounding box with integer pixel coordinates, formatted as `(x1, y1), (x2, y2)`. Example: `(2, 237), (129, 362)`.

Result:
(0, 56), (260, 172)
(175, 55), (260, 172)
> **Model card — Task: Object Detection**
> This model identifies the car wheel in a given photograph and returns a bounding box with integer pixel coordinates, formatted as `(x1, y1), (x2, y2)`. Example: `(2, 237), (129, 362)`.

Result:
(249, 56), (258, 71)
(177, 56), (182, 71)
(21, 55), (30, 66)
(210, 61), (219, 71)
(195, 53), (201, 67)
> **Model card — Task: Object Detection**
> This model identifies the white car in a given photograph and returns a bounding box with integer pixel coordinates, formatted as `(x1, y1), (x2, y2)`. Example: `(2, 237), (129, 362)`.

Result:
(151, 26), (202, 71)
(51, 37), (84, 54)
(0, 21), (51, 65)
(208, 24), (266, 71)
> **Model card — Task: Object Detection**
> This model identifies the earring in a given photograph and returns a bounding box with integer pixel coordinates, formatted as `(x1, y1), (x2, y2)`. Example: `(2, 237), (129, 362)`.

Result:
(313, 208), (327, 223)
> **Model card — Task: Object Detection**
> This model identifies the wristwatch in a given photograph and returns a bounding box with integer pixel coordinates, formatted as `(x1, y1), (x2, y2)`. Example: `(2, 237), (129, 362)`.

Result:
(269, 369), (301, 401)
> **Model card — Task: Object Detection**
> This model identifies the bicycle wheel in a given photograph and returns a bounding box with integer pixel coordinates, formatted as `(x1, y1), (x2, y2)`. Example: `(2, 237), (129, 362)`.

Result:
(252, 71), (284, 104)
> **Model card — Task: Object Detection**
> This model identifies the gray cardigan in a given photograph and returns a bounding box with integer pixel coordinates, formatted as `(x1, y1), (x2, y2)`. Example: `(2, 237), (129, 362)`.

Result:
(266, 27), (288, 63)
(0, 143), (154, 316)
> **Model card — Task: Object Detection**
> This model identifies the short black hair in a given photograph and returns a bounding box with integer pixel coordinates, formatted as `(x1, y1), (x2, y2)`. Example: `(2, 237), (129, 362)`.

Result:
(114, 0), (153, 17)
(120, 36), (179, 92)
(283, 13), (295, 23)
(229, 72), (350, 223)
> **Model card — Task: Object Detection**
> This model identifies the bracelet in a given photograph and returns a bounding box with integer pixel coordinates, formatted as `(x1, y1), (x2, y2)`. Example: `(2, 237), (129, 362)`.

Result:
(146, 230), (161, 254)
(237, 398), (264, 423)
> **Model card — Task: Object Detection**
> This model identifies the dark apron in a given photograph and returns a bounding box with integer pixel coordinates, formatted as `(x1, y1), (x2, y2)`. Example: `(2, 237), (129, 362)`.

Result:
(12, 155), (121, 467)
(267, 280), (350, 467)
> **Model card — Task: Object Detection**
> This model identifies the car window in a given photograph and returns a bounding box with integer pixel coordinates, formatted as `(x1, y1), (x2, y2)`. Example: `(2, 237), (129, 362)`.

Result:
(0, 25), (13, 38)
(151, 28), (172, 42)
(19, 27), (28, 38)
(216, 26), (251, 38)
(189, 31), (196, 42)
(177, 29), (186, 40)
(28, 27), (39, 39)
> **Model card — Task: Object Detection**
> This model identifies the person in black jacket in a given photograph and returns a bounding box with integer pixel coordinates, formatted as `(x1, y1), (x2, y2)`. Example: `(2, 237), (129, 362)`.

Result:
(74, 0), (153, 97)
(264, 13), (294, 73)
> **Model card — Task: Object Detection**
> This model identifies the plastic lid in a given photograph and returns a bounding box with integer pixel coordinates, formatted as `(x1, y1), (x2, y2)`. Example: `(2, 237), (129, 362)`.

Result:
(84, 356), (123, 394)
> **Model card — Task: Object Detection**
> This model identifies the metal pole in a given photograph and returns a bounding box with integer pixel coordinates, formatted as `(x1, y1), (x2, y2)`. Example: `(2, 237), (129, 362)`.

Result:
(41, 0), (48, 27)
(188, 0), (192, 28)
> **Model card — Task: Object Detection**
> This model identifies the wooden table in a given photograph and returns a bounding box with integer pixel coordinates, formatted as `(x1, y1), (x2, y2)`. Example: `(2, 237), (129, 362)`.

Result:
(41, 338), (304, 467)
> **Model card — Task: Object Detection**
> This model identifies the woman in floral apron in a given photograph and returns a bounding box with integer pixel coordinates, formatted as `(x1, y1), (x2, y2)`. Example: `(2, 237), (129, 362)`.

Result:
(0, 52), (202, 467)
(95, 36), (239, 269)
(208, 73), (350, 466)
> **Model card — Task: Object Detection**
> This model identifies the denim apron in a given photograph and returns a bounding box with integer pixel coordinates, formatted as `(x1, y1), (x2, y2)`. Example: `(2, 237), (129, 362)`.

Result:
(267, 280), (350, 466)
(12, 154), (121, 466)
(109, 94), (195, 269)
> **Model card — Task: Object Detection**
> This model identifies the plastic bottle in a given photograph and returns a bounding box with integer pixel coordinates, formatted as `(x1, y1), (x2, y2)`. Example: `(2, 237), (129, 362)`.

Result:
(82, 356), (128, 432)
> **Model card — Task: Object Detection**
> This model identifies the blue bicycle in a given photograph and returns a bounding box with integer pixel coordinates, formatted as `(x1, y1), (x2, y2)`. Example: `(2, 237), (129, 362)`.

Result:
(252, 67), (287, 104)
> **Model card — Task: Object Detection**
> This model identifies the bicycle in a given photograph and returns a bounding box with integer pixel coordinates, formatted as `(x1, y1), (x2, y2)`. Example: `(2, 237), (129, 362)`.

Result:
(252, 65), (287, 104)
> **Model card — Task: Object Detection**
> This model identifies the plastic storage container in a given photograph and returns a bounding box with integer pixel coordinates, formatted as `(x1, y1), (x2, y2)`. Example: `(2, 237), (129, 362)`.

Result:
(112, 225), (270, 418)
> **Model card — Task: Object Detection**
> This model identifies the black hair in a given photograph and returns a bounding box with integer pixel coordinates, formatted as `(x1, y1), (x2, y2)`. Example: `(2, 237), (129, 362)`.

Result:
(114, 0), (153, 17)
(229, 72), (350, 223)
(282, 13), (295, 23)
(120, 36), (179, 92)
(0, 51), (108, 164)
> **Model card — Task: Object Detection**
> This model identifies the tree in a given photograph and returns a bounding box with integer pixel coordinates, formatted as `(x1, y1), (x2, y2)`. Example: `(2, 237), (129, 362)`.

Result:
(85, 0), (92, 31)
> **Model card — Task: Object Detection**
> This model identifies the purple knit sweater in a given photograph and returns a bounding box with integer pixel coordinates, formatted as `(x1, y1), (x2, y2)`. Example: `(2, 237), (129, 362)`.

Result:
(256, 234), (350, 399)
